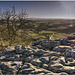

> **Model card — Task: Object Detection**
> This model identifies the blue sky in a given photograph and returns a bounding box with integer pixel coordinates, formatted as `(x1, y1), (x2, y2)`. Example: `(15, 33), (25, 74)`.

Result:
(0, 1), (75, 19)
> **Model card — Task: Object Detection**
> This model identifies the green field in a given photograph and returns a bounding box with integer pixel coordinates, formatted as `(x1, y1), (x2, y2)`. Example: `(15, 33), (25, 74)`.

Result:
(0, 18), (75, 50)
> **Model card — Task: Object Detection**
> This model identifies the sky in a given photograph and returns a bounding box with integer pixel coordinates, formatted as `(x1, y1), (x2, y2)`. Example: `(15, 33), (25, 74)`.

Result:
(0, 1), (75, 19)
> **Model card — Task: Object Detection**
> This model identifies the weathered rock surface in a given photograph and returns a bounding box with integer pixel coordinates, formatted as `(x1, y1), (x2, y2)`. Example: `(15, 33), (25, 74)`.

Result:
(1, 38), (75, 74)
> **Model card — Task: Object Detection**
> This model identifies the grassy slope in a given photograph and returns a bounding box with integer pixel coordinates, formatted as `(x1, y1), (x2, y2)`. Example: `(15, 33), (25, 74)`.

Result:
(0, 18), (75, 50)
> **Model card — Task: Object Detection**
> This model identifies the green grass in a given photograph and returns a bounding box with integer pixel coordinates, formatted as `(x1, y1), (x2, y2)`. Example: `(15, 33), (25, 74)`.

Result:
(0, 19), (74, 50)
(40, 30), (56, 34)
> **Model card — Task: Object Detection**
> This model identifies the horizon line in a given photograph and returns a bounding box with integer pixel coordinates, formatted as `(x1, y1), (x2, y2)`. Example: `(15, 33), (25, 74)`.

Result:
(28, 17), (75, 19)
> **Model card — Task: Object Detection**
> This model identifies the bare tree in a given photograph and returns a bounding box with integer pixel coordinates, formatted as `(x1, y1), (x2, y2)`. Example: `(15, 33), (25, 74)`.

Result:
(2, 8), (12, 40)
(0, 6), (28, 46)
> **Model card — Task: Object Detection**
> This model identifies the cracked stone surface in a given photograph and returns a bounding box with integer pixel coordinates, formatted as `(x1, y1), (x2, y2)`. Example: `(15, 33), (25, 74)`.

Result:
(0, 38), (75, 75)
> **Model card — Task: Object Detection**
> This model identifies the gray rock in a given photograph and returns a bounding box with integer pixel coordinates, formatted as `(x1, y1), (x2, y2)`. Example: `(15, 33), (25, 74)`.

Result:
(59, 72), (68, 75)
(35, 50), (44, 56)
(32, 40), (42, 46)
(59, 38), (68, 45)
(0, 53), (3, 57)
(65, 49), (72, 57)
(23, 50), (32, 56)
(19, 69), (34, 74)
(42, 64), (48, 69)
(67, 58), (73, 62)
(31, 61), (42, 67)
(39, 58), (48, 64)
(51, 56), (58, 61)
(5, 54), (10, 58)
(53, 46), (71, 52)
(48, 61), (55, 70)
(2, 49), (7, 54)
(71, 50), (75, 58)
(25, 55), (34, 62)
(50, 64), (63, 73)
(59, 59), (66, 66)
(11, 61), (22, 66)
(15, 45), (24, 54)
(61, 68), (75, 74)
(15, 45), (22, 50)
(32, 40), (60, 50)
(42, 41), (60, 50)
(2, 46), (15, 54)
(21, 45), (26, 49)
